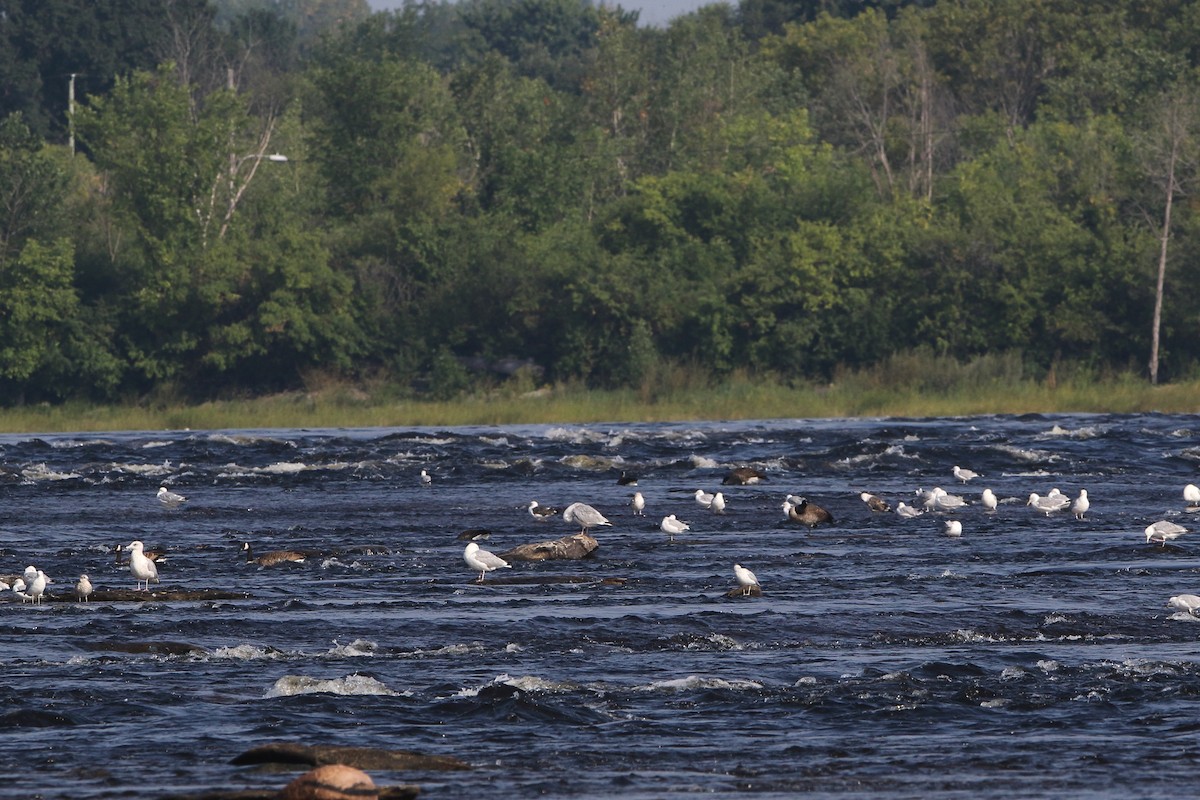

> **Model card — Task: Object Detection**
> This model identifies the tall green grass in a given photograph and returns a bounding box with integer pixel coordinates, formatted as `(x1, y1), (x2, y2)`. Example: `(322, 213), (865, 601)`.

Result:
(0, 357), (1195, 433)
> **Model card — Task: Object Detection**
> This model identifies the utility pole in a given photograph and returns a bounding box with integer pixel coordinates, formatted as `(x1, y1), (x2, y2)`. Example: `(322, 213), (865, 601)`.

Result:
(68, 73), (76, 156)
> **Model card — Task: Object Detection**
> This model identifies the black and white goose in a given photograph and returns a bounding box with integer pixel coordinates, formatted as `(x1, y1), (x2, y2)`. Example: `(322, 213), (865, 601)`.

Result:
(241, 542), (308, 567)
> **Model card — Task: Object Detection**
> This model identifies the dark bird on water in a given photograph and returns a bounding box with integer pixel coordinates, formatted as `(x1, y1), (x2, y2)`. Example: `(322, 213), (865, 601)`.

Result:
(617, 470), (639, 486)
(241, 542), (308, 566)
(723, 467), (767, 485)
(860, 492), (891, 513)
(527, 500), (560, 521)
(785, 496), (834, 528)
(456, 528), (492, 542)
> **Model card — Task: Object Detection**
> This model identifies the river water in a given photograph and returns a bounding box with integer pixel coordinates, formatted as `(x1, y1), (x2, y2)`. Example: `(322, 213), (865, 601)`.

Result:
(2, 414), (1200, 798)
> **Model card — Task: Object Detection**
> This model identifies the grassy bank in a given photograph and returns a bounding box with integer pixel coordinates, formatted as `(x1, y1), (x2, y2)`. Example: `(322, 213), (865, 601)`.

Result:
(0, 368), (1196, 434)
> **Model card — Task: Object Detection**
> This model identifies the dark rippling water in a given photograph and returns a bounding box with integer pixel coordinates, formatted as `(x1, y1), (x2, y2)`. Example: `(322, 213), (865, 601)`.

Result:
(4, 414), (1200, 799)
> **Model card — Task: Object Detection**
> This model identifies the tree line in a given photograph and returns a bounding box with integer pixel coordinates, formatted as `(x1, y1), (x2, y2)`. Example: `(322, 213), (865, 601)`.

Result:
(1, 0), (1198, 405)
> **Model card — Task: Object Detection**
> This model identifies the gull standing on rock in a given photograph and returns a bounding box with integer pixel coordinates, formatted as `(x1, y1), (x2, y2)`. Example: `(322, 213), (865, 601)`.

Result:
(563, 502), (611, 534)
(419, 469), (432, 488)
(1168, 594), (1200, 615)
(76, 574), (93, 602)
(630, 492), (645, 516)
(1071, 489), (1090, 520)
(710, 492), (726, 514)
(1184, 484), (1200, 512)
(944, 520), (963, 537)
(463, 542), (510, 584)
(953, 466), (980, 484)
(126, 540), (160, 591)
(733, 564), (759, 596)
(694, 489), (714, 509)
(29, 570), (49, 604)
(981, 488), (998, 513)
(932, 488), (968, 512)
(1027, 493), (1069, 516)
(660, 514), (689, 540)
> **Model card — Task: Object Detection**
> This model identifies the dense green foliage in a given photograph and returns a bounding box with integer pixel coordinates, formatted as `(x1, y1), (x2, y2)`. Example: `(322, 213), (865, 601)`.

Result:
(1, 0), (1199, 405)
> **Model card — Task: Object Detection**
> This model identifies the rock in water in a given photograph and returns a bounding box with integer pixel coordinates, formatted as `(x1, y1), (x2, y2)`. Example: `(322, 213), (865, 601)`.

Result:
(499, 533), (599, 562)
(279, 765), (377, 800)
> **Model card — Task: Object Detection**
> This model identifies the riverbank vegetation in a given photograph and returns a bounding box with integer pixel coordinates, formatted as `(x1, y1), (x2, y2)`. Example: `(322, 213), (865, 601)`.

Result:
(2, 0), (1200, 413)
(0, 354), (1193, 434)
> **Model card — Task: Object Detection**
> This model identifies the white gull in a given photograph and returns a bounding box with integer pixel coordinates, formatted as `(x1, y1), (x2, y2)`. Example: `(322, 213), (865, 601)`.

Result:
(733, 564), (759, 596)
(563, 502), (612, 534)
(660, 515), (689, 540)
(1146, 520), (1187, 546)
(157, 485), (186, 506)
(1071, 490), (1090, 520)
(463, 541), (510, 583)
(126, 540), (160, 590)
(953, 466), (980, 484)
(1167, 594), (1200, 615)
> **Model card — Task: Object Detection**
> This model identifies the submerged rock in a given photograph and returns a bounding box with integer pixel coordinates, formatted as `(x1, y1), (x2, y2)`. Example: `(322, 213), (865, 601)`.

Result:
(723, 585), (763, 599)
(498, 532), (599, 562)
(79, 640), (207, 656)
(32, 587), (248, 603)
(231, 742), (469, 772)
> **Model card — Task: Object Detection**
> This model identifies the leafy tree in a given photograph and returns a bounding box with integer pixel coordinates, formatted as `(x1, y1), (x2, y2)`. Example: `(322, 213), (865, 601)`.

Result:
(0, 0), (218, 139)
(0, 238), (88, 401)
(0, 113), (70, 262)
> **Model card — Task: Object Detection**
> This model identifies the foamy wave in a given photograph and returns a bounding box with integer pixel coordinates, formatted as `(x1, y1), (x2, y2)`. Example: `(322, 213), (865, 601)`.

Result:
(639, 675), (764, 692)
(1041, 425), (1101, 440)
(685, 634), (744, 651)
(545, 427), (608, 445)
(560, 454), (615, 470)
(22, 463), (81, 482)
(208, 433), (296, 447)
(406, 643), (485, 658)
(211, 644), (288, 660)
(327, 639), (378, 657)
(265, 673), (400, 698)
(498, 673), (577, 692)
(50, 438), (118, 448)
(688, 454), (720, 469)
(992, 444), (1060, 463)
(953, 629), (1002, 643)
(113, 461), (175, 477)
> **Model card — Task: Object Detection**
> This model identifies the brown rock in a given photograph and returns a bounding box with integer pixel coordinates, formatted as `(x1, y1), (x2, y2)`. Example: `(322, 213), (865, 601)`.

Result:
(498, 532), (599, 562)
(280, 765), (377, 800)
(723, 585), (763, 599)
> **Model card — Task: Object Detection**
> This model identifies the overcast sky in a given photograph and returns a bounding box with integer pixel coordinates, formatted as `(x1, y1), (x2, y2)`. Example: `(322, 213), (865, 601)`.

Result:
(364, 1), (725, 28)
